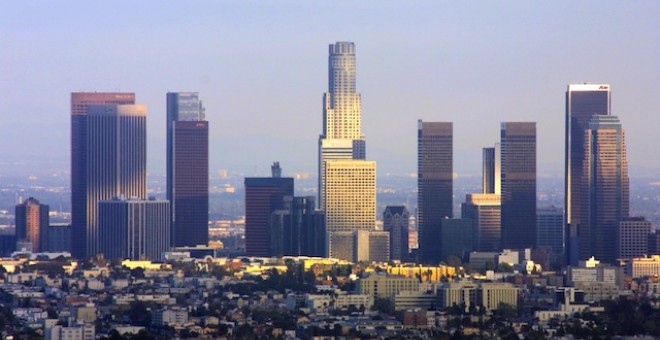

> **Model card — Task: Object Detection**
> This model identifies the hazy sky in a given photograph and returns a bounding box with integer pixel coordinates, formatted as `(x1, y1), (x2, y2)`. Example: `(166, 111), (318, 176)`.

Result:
(1, 2), (659, 180)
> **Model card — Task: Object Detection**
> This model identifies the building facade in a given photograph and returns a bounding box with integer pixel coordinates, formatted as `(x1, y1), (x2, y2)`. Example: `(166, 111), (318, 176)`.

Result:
(86, 104), (147, 258)
(318, 42), (366, 209)
(270, 196), (326, 257)
(536, 206), (565, 264)
(166, 92), (209, 247)
(580, 115), (629, 264)
(15, 197), (49, 253)
(565, 84), (611, 265)
(98, 198), (171, 261)
(482, 144), (501, 194)
(618, 217), (652, 260)
(417, 120), (453, 263)
(500, 122), (536, 250)
(462, 194), (501, 252)
(244, 163), (294, 257)
(383, 206), (410, 261)
(70, 92), (136, 259)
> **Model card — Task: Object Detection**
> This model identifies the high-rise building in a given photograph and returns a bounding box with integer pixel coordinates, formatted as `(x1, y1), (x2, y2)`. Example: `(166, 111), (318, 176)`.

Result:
(15, 197), (49, 252)
(70, 92), (135, 259)
(383, 206), (410, 261)
(618, 217), (652, 260)
(440, 218), (474, 262)
(482, 144), (501, 194)
(244, 163), (294, 257)
(98, 197), (170, 261)
(48, 224), (70, 252)
(565, 84), (611, 265)
(324, 160), (376, 233)
(462, 194), (501, 252)
(500, 122), (536, 250)
(270, 196), (326, 257)
(417, 120), (453, 264)
(580, 115), (629, 263)
(166, 92), (209, 247)
(86, 104), (147, 258)
(536, 206), (565, 264)
(318, 42), (366, 209)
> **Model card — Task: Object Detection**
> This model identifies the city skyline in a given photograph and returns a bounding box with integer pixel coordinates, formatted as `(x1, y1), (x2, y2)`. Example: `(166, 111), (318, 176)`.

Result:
(1, 2), (659, 179)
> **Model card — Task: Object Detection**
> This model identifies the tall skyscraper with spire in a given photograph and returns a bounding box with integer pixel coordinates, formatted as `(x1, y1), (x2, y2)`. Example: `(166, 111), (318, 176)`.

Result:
(166, 92), (209, 247)
(70, 92), (136, 259)
(565, 84), (611, 265)
(318, 41), (366, 210)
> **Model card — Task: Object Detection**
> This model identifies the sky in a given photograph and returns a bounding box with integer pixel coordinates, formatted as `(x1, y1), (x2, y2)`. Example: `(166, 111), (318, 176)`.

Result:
(1, 1), (659, 180)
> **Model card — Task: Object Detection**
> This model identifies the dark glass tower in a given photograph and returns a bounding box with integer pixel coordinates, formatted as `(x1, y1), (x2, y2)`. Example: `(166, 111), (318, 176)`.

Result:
(580, 115), (628, 264)
(417, 120), (453, 263)
(383, 206), (410, 261)
(70, 92), (135, 259)
(244, 163), (294, 257)
(166, 92), (209, 247)
(86, 104), (147, 258)
(500, 122), (536, 250)
(564, 84), (611, 265)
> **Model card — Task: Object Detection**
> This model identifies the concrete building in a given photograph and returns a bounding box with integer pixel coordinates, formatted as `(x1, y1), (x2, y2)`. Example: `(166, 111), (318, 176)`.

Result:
(15, 197), (49, 252)
(437, 281), (518, 311)
(417, 120), (453, 264)
(153, 308), (189, 326)
(357, 274), (420, 299)
(618, 217), (652, 260)
(394, 291), (441, 311)
(627, 255), (660, 278)
(166, 92), (209, 247)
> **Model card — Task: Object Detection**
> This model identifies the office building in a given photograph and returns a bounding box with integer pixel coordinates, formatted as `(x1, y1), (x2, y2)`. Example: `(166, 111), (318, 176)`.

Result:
(15, 197), (49, 252)
(357, 274), (420, 299)
(324, 159), (376, 232)
(482, 144), (501, 194)
(383, 206), (410, 261)
(98, 198), (170, 261)
(565, 84), (611, 265)
(70, 92), (136, 259)
(500, 122), (536, 250)
(580, 115), (629, 264)
(318, 42), (366, 209)
(536, 206), (565, 264)
(86, 104), (147, 258)
(440, 218), (474, 262)
(166, 92), (209, 247)
(618, 217), (652, 261)
(462, 194), (501, 252)
(48, 224), (71, 252)
(270, 196), (325, 257)
(244, 163), (294, 257)
(417, 120), (453, 263)
(355, 230), (390, 263)
(627, 255), (660, 278)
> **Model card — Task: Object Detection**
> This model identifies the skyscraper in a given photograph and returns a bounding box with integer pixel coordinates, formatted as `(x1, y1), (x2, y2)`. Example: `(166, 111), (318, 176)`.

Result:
(15, 197), (49, 252)
(618, 217), (651, 261)
(99, 197), (170, 261)
(244, 163), (294, 257)
(323, 160), (376, 235)
(580, 115), (629, 263)
(536, 206), (565, 264)
(417, 120), (453, 263)
(462, 194), (501, 252)
(270, 195), (326, 257)
(166, 92), (209, 247)
(500, 122), (536, 250)
(565, 84), (611, 265)
(87, 104), (147, 258)
(383, 206), (410, 262)
(318, 42), (366, 209)
(482, 144), (501, 194)
(71, 92), (135, 259)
